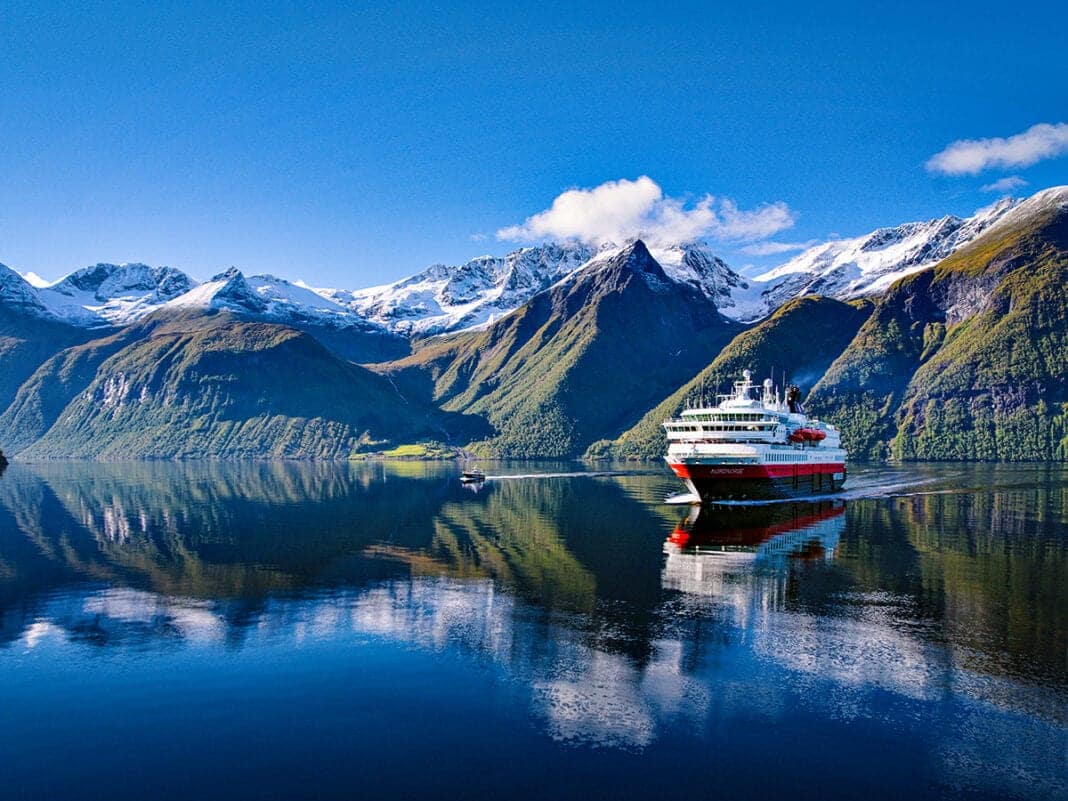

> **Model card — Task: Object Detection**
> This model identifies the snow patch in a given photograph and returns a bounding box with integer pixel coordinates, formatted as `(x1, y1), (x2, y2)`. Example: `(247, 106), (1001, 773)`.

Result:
(21, 271), (52, 288)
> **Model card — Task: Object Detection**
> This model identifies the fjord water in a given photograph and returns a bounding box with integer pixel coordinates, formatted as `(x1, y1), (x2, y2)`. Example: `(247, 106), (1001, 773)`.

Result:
(0, 462), (1064, 801)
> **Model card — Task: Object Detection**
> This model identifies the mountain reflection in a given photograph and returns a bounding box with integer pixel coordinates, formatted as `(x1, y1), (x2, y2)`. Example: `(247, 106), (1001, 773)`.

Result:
(0, 462), (1065, 762)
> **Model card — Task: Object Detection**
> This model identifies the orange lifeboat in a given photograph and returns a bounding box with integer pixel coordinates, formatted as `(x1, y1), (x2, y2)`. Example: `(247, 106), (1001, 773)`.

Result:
(788, 427), (826, 443)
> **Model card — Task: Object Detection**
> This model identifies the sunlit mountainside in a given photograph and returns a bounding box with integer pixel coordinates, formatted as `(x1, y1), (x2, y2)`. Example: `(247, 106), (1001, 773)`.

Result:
(1, 186), (1065, 460)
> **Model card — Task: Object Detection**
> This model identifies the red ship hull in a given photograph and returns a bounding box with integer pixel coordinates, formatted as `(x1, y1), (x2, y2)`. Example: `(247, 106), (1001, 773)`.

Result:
(668, 462), (846, 501)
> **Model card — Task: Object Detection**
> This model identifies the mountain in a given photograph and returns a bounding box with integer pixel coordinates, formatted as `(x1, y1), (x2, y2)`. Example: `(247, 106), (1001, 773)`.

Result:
(37, 263), (196, 327)
(5, 311), (439, 459)
(1, 263), (53, 319)
(383, 240), (742, 457)
(649, 242), (768, 320)
(751, 198), (1018, 313)
(0, 264), (95, 417)
(162, 268), (409, 363)
(323, 243), (598, 334)
(323, 240), (762, 334)
(12, 264), (407, 361)
(3, 186), (1065, 463)
(588, 295), (873, 459)
(0, 323), (151, 455)
(2, 195), (1024, 339)
(808, 186), (1068, 460)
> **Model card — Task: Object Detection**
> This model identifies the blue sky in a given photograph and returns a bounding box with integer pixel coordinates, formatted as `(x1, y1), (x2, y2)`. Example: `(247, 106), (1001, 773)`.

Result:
(2, 0), (1066, 287)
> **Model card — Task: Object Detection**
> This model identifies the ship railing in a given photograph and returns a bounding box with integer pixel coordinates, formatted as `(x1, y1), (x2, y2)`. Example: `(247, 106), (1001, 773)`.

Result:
(672, 454), (759, 464)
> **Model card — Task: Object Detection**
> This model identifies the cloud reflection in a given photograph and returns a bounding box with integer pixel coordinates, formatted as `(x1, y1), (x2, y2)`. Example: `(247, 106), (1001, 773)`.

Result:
(0, 460), (1065, 781)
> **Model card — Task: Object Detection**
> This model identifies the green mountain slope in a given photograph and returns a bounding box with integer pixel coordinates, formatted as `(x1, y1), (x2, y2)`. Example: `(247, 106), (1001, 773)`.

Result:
(588, 295), (873, 459)
(10, 312), (436, 459)
(809, 187), (1068, 460)
(0, 264), (99, 417)
(0, 308), (94, 419)
(384, 241), (743, 457)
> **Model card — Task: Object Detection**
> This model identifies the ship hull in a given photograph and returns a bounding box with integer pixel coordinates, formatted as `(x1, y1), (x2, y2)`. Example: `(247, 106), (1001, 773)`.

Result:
(667, 462), (846, 502)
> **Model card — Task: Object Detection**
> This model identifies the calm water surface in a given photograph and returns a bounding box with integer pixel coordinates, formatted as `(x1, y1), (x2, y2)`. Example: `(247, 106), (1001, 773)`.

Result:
(0, 461), (1065, 800)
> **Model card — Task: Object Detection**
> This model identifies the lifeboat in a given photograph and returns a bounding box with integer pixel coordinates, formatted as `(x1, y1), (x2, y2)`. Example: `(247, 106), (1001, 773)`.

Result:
(788, 427), (826, 443)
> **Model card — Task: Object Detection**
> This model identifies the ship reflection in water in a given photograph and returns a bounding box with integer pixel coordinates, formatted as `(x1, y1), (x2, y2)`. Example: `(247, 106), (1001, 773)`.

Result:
(669, 500), (844, 559)
(662, 501), (845, 632)
(0, 461), (1065, 801)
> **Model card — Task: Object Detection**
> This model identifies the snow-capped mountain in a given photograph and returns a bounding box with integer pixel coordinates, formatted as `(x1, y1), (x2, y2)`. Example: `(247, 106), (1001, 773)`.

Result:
(4, 189), (1054, 336)
(1, 263), (53, 319)
(971, 185), (1068, 237)
(3, 262), (388, 332)
(164, 267), (384, 331)
(751, 197), (1019, 312)
(324, 240), (769, 334)
(34, 263), (196, 327)
(321, 242), (600, 334)
(645, 242), (767, 321)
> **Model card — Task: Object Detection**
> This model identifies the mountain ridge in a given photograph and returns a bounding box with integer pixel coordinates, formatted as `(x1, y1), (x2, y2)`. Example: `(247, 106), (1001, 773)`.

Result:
(7, 312), (442, 460)
(383, 240), (743, 457)
(2, 185), (1066, 461)
(808, 186), (1068, 460)
(6, 192), (1038, 337)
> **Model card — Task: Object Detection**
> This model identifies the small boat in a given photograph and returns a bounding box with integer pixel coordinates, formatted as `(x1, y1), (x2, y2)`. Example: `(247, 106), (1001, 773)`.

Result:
(460, 467), (486, 483)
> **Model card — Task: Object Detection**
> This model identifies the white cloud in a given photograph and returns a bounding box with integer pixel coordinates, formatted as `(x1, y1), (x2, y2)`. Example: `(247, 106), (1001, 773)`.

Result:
(468, 232), (488, 242)
(740, 240), (816, 256)
(926, 122), (1068, 175)
(497, 176), (794, 247)
(979, 175), (1028, 194)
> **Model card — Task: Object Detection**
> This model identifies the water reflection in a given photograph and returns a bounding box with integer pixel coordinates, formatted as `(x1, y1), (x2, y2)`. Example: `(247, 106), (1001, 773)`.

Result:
(665, 502), (844, 573)
(0, 461), (1065, 797)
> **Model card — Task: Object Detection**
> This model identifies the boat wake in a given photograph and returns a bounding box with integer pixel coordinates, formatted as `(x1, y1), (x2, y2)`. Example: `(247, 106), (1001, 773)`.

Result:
(482, 471), (624, 481)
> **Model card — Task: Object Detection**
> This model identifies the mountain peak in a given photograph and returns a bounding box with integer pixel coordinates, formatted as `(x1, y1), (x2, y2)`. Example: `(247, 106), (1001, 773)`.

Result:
(211, 266), (245, 282)
(333, 241), (598, 334)
(52, 262), (195, 304)
(981, 184), (1068, 236)
(0, 263), (50, 318)
(605, 239), (661, 273)
(166, 268), (265, 314)
(627, 238), (653, 259)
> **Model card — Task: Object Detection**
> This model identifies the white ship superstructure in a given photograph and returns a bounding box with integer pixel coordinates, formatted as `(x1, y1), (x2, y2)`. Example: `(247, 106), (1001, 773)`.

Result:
(663, 370), (847, 501)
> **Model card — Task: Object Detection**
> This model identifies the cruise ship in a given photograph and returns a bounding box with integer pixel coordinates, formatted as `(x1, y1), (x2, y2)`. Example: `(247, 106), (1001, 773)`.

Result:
(663, 370), (847, 502)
